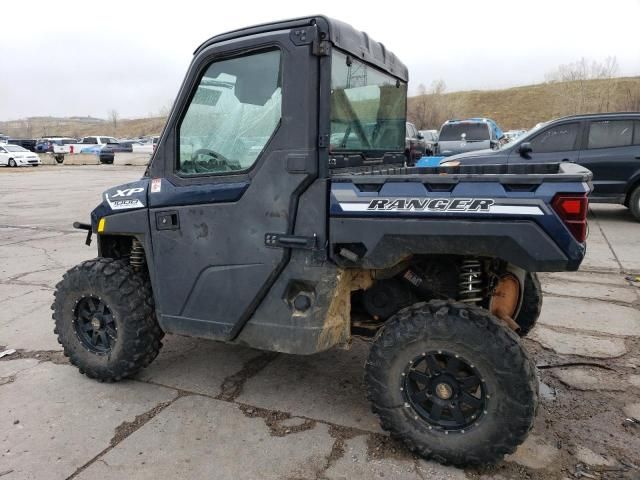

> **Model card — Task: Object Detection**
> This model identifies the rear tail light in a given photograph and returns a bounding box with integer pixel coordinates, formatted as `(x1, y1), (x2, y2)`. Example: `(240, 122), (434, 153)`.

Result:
(552, 193), (588, 242)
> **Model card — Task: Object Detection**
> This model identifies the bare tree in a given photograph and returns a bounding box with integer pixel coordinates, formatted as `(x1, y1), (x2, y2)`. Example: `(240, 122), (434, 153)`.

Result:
(23, 118), (34, 139)
(545, 56), (621, 114)
(108, 109), (119, 135)
(408, 79), (458, 130)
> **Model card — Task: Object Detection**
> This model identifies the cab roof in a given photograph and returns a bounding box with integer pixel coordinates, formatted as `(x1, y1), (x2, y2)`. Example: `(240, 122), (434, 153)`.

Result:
(194, 15), (408, 82)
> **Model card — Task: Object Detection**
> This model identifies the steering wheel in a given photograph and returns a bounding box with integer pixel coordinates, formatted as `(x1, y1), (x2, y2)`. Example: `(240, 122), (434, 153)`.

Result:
(191, 148), (238, 173)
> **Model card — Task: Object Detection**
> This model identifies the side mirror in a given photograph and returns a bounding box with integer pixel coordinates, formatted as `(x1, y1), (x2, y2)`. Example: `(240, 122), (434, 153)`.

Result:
(519, 142), (533, 157)
(417, 133), (424, 140)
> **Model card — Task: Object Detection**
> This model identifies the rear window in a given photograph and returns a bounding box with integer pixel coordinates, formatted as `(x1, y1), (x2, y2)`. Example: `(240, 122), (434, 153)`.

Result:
(439, 123), (490, 141)
(588, 120), (633, 149)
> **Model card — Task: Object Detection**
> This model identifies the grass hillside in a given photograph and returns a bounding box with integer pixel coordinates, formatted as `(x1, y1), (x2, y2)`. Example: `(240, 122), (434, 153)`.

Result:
(408, 76), (640, 130)
(2, 76), (639, 138)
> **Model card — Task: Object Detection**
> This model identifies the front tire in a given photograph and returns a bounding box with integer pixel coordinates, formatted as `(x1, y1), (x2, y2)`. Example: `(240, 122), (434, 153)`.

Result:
(365, 300), (538, 466)
(52, 258), (163, 381)
(629, 185), (640, 221)
(8, 158), (17, 167)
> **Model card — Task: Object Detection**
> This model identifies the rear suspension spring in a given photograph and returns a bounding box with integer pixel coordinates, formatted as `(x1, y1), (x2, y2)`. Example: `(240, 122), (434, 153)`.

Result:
(458, 259), (484, 303)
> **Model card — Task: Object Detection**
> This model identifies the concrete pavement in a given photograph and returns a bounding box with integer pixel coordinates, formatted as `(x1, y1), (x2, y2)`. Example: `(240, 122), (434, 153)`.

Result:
(1, 165), (639, 479)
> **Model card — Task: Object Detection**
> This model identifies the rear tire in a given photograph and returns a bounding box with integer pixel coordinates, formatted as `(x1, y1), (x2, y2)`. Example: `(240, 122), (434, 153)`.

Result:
(629, 186), (640, 221)
(514, 272), (542, 337)
(52, 257), (163, 381)
(365, 300), (537, 466)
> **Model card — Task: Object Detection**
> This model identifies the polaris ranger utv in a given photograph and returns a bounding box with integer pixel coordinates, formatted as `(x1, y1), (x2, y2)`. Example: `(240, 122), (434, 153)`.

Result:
(53, 16), (592, 466)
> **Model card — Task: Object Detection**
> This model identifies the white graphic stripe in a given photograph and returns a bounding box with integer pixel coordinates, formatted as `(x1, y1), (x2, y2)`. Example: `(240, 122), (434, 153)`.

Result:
(338, 202), (544, 215)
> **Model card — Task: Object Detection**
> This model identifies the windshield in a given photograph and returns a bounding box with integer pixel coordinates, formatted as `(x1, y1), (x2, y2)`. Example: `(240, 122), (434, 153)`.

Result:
(439, 123), (490, 141)
(4, 145), (29, 152)
(104, 137), (118, 144)
(330, 50), (407, 152)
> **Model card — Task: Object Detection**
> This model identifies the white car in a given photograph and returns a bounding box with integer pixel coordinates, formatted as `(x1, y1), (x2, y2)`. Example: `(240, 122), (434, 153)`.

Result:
(0, 144), (41, 167)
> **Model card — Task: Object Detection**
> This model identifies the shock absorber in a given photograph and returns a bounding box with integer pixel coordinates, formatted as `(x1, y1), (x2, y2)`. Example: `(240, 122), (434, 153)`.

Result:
(130, 239), (145, 270)
(458, 259), (484, 303)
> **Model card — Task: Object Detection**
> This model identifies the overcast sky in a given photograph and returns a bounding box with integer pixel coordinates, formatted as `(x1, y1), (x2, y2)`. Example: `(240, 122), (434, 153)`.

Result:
(1, 0), (639, 120)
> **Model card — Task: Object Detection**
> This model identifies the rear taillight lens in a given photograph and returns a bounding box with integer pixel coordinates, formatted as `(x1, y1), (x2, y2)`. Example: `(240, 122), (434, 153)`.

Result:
(552, 193), (588, 242)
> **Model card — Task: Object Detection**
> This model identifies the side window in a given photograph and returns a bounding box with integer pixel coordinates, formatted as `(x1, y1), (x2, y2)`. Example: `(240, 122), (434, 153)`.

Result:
(587, 120), (633, 149)
(633, 120), (640, 146)
(177, 49), (282, 176)
(530, 123), (579, 153)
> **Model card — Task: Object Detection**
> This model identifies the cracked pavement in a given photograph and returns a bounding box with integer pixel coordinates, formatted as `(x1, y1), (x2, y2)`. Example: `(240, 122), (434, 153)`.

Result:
(1, 165), (640, 479)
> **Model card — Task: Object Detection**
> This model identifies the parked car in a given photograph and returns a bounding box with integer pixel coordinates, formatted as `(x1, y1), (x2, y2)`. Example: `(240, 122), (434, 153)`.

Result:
(72, 136), (122, 164)
(106, 141), (133, 153)
(437, 118), (504, 157)
(35, 137), (77, 153)
(418, 129), (438, 155)
(440, 113), (640, 220)
(7, 138), (37, 152)
(0, 144), (41, 167)
(405, 122), (426, 165)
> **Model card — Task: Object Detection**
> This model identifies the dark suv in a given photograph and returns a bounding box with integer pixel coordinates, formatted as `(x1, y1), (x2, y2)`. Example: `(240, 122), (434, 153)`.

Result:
(441, 113), (640, 220)
(405, 122), (426, 165)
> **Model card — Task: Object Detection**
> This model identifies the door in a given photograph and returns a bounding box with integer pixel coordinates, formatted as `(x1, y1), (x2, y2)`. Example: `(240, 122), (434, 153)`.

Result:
(509, 122), (582, 164)
(148, 32), (320, 341)
(576, 118), (640, 197)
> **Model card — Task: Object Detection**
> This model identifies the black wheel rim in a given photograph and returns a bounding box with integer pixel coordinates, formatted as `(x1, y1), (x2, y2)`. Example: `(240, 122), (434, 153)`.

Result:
(74, 296), (117, 354)
(402, 351), (486, 431)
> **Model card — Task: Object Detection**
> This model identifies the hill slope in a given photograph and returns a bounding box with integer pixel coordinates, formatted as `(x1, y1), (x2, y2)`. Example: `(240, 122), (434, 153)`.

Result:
(408, 76), (640, 130)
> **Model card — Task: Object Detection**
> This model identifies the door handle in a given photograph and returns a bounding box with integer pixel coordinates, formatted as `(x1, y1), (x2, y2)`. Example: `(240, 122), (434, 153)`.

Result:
(156, 211), (179, 230)
(635, 156), (640, 160)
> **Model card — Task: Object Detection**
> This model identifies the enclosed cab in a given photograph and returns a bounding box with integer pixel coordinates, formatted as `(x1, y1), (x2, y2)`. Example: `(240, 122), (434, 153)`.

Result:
(53, 16), (591, 467)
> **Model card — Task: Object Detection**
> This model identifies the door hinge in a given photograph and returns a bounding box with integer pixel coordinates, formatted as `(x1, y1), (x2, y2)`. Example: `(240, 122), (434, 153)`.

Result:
(265, 233), (317, 250)
(318, 134), (329, 148)
(312, 39), (331, 57)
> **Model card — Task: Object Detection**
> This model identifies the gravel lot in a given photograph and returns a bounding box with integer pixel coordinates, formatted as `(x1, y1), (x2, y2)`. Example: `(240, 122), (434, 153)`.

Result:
(1, 165), (639, 479)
